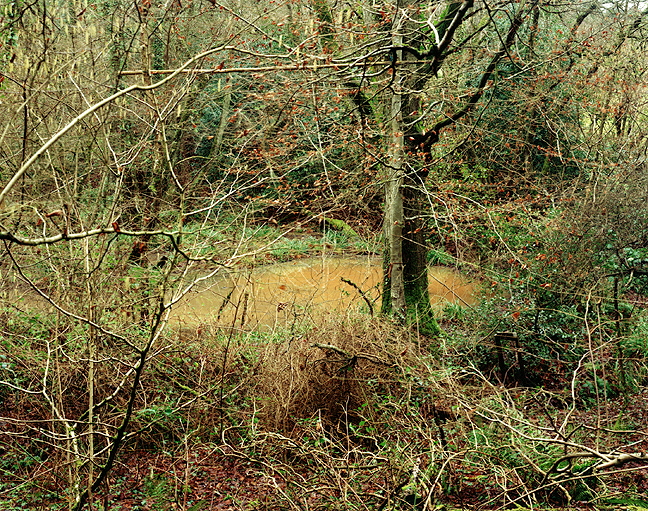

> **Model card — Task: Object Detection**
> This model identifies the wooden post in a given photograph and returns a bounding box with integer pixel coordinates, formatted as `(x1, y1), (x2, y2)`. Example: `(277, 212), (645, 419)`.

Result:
(494, 332), (521, 384)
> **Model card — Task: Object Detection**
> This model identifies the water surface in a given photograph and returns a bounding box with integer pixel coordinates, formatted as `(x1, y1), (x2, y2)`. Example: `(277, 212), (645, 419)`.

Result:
(172, 257), (478, 329)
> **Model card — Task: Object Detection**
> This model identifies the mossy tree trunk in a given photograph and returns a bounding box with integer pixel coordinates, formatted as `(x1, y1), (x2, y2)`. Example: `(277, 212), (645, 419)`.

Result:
(382, 0), (537, 336)
(380, 3), (472, 335)
(383, 14), (407, 320)
(306, 0), (537, 336)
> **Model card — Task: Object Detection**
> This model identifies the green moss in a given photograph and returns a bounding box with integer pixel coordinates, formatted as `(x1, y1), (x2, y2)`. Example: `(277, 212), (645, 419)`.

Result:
(323, 217), (359, 237)
(406, 295), (441, 337)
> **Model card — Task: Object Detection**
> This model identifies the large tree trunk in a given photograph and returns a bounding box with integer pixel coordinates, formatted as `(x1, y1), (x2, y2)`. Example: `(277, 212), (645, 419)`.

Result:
(402, 175), (439, 335)
(382, 93), (439, 334)
(383, 20), (407, 320)
(381, 9), (439, 335)
(381, 0), (535, 335)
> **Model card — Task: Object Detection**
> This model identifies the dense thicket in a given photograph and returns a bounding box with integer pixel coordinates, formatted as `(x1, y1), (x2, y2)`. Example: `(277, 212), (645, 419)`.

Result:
(1, 0), (648, 509)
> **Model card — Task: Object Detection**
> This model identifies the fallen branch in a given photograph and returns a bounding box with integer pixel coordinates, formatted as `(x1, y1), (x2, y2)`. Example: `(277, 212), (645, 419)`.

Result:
(596, 452), (648, 471)
(340, 277), (374, 316)
(311, 343), (395, 368)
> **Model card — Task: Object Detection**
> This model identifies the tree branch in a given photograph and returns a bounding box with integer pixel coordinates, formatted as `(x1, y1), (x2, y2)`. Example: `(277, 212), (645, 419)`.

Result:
(0, 44), (236, 209)
(413, 1), (537, 154)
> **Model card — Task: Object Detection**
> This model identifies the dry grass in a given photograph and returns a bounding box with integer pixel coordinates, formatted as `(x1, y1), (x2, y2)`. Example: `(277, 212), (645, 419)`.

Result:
(252, 315), (411, 430)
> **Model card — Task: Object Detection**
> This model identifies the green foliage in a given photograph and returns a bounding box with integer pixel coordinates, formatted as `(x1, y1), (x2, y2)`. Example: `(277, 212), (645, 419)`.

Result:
(602, 498), (648, 509)
(440, 302), (468, 321)
(323, 217), (359, 237)
(450, 291), (585, 386)
(136, 405), (185, 442)
(578, 374), (619, 406)
(427, 248), (454, 266)
(622, 312), (648, 358)
(269, 236), (317, 260)
(323, 229), (351, 249)
(140, 472), (173, 510)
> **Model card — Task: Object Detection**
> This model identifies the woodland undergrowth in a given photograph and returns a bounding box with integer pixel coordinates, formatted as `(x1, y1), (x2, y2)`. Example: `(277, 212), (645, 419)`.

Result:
(2, 304), (648, 510)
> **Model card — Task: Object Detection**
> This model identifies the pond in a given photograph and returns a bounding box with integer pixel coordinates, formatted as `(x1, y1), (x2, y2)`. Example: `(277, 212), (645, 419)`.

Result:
(171, 256), (479, 330)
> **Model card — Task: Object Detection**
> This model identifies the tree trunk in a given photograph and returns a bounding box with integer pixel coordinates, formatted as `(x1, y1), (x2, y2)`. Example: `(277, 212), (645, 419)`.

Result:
(381, 9), (439, 335)
(402, 177), (439, 335)
(382, 13), (406, 320)
(380, 0), (536, 335)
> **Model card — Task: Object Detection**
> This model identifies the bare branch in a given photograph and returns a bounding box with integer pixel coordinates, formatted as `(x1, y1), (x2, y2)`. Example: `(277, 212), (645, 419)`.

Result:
(0, 44), (234, 209)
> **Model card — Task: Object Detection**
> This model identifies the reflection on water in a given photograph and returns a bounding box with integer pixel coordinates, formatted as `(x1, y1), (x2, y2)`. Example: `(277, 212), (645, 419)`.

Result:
(171, 257), (478, 329)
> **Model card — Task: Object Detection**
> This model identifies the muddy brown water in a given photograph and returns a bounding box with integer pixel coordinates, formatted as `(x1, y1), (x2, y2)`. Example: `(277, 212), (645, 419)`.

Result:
(171, 257), (479, 330)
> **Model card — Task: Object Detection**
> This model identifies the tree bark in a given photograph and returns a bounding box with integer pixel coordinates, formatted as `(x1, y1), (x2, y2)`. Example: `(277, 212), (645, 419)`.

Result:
(383, 11), (406, 320)
(381, 0), (536, 335)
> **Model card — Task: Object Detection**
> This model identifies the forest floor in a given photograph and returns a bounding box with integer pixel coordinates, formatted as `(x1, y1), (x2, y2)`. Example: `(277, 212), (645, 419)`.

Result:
(94, 441), (648, 510)
(3, 227), (648, 511)
(36, 388), (648, 511)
